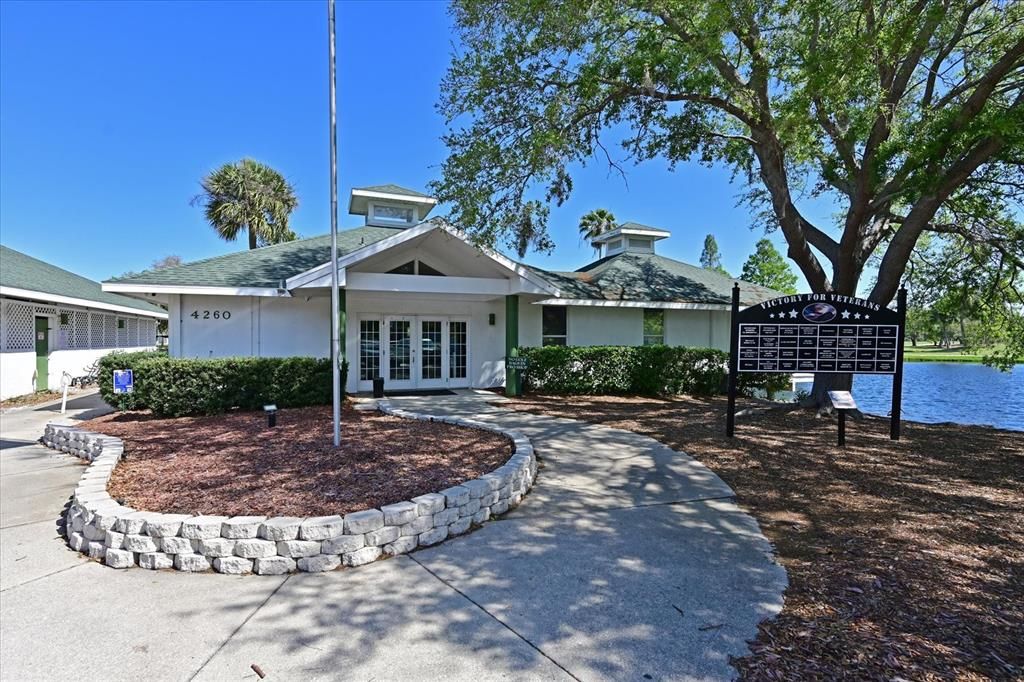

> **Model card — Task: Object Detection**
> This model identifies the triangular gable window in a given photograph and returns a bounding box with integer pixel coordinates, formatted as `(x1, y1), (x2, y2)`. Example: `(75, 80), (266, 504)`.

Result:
(386, 260), (445, 276)
(388, 260), (416, 275)
(418, 261), (444, 276)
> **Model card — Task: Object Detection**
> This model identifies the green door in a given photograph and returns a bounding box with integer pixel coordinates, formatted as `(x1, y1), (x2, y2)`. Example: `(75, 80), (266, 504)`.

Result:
(35, 317), (49, 391)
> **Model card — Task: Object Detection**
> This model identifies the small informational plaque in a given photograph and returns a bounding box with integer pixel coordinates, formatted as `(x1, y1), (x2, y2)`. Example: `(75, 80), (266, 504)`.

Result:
(112, 369), (134, 394)
(827, 390), (857, 410)
(506, 356), (530, 371)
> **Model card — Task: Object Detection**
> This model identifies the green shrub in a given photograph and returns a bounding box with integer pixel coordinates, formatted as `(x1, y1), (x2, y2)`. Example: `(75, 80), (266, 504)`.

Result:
(98, 352), (345, 417)
(98, 350), (163, 410)
(518, 345), (786, 398)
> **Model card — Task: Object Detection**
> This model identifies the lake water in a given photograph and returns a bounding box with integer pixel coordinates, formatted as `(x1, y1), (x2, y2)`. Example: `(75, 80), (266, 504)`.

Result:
(798, 362), (1023, 431)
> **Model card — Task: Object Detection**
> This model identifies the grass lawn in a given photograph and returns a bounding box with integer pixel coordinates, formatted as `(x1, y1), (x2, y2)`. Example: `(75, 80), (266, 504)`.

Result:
(904, 344), (1020, 363)
(504, 394), (1023, 680)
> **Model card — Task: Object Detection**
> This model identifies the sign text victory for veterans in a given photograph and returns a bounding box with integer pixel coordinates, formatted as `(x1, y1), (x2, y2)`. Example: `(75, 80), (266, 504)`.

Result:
(725, 286), (907, 440)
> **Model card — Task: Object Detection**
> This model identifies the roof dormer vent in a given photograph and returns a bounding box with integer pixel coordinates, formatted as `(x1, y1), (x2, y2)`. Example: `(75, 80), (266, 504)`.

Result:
(590, 222), (671, 257)
(348, 184), (438, 228)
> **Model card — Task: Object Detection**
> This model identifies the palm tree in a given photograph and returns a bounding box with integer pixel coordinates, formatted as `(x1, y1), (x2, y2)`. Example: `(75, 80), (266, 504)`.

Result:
(194, 159), (298, 250)
(578, 209), (617, 250)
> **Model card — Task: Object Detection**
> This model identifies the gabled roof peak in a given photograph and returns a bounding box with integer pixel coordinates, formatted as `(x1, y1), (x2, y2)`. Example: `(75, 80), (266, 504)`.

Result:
(353, 184), (433, 199)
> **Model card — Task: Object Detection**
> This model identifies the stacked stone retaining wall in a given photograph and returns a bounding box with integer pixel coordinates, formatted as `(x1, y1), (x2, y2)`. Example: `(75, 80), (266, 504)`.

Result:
(43, 402), (537, 575)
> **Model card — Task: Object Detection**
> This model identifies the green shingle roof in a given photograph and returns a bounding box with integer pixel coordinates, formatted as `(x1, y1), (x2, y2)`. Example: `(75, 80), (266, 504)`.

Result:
(104, 222), (778, 306)
(0, 245), (166, 315)
(354, 184), (433, 199)
(617, 222), (669, 232)
(106, 225), (406, 288)
(530, 252), (780, 305)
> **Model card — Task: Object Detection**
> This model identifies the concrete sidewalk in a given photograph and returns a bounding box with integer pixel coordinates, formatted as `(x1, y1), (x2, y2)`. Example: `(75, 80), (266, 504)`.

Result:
(0, 391), (785, 681)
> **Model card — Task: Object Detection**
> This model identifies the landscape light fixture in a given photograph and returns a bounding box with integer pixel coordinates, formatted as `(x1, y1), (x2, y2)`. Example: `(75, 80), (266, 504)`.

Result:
(264, 404), (278, 428)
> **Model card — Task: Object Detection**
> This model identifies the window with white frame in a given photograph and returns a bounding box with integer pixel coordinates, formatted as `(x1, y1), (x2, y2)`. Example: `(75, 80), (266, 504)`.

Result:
(542, 306), (567, 346)
(359, 319), (381, 381)
(643, 309), (664, 345)
(371, 203), (415, 226)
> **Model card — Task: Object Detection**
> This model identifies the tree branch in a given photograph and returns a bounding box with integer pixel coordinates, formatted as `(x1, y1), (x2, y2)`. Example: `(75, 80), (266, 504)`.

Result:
(870, 133), (1008, 302)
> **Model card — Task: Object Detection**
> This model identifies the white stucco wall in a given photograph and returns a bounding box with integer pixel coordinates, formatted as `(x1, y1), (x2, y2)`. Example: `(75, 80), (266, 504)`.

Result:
(164, 291), (732, 396)
(1, 347), (160, 399)
(172, 295), (333, 360)
(169, 292), (507, 393)
(518, 298), (542, 348)
(518, 302), (727, 351)
(1, 296), (162, 400)
(664, 309), (730, 350)
(0, 351), (35, 401)
(172, 295), (258, 358)
(566, 306), (643, 346)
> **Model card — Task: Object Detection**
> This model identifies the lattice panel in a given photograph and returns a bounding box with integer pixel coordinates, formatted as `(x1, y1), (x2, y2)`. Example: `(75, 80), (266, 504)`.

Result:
(5, 302), (35, 351)
(73, 311), (90, 348)
(91, 313), (105, 347)
(34, 305), (56, 316)
(141, 319), (156, 346)
(105, 315), (117, 347)
(127, 318), (138, 347)
(116, 317), (128, 347)
(59, 309), (74, 349)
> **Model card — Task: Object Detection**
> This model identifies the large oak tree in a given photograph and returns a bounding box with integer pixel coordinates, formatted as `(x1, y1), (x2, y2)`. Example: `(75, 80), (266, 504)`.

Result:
(432, 0), (1024, 401)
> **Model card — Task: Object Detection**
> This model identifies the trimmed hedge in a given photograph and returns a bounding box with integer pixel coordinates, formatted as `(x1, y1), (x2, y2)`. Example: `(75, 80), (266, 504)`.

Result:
(517, 345), (789, 398)
(98, 351), (346, 417)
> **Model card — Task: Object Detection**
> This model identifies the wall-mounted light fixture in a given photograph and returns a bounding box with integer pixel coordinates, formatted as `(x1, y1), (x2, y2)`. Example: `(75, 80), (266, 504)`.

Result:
(488, 313), (496, 326)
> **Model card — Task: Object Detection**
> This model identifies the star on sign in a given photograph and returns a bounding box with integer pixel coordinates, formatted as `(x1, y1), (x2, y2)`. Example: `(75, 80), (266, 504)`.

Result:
(840, 309), (851, 319)
(769, 312), (775, 319)
(788, 309), (798, 318)
(864, 314), (870, 320)
(854, 312), (862, 320)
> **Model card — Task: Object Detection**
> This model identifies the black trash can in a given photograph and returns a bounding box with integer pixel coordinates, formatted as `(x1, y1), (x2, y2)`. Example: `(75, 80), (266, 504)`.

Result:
(372, 376), (385, 399)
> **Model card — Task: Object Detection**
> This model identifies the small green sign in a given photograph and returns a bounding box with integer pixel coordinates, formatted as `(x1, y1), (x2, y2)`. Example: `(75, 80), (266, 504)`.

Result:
(506, 356), (530, 371)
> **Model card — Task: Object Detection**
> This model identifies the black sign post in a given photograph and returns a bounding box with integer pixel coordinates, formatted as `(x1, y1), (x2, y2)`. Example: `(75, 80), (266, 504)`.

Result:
(890, 287), (907, 440)
(726, 285), (740, 438)
(726, 287), (907, 440)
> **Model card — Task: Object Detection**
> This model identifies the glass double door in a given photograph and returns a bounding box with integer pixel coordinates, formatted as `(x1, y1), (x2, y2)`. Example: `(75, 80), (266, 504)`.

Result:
(378, 316), (469, 390)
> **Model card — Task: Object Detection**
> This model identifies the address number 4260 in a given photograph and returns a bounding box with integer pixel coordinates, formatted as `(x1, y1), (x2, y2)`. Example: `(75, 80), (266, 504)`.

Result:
(190, 310), (232, 320)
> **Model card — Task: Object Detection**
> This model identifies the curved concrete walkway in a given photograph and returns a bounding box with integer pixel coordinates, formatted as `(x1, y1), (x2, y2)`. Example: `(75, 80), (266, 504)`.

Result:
(0, 391), (785, 681)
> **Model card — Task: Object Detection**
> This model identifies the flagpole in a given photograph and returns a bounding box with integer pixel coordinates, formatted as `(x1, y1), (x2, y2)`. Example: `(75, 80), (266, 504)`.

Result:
(328, 0), (341, 447)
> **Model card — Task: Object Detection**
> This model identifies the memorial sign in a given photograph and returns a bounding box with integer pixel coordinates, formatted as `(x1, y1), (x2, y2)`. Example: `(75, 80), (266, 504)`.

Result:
(725, 286), (907, 440)
(737, 295), (900, 374)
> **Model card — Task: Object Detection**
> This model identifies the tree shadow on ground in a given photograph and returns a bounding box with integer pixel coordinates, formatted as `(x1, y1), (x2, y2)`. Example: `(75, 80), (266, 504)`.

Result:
(504, 393), (1024, 680)
(172, 397), (786, 681)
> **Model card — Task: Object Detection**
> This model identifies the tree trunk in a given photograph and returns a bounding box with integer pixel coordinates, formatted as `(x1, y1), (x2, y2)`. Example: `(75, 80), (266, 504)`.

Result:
(248, 225), (257, 250)
(803, 373), (853, 411)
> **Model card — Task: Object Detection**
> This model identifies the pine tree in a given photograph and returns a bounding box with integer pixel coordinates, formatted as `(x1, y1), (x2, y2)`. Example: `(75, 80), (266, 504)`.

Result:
(700, 234), (729, 276)
(740, 239), (799, 294)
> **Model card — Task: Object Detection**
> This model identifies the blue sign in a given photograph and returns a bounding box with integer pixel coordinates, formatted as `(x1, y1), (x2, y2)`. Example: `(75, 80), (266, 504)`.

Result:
(113, 369), (134, 394)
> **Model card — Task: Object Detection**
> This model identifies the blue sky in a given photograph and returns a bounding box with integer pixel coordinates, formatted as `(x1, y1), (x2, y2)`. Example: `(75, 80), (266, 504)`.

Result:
(1, 0), (826, 287)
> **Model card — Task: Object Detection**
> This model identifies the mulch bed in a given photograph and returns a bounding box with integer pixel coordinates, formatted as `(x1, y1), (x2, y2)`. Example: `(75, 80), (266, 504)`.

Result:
(502, 394), (1023, 681)
(80, 404), (512, 517)
(1, 390), (63, 409)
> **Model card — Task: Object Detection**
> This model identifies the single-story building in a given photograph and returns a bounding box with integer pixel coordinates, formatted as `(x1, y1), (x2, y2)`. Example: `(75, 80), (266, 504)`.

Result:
(0, 245), (168, 400)
(103, 184), (776, 393)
